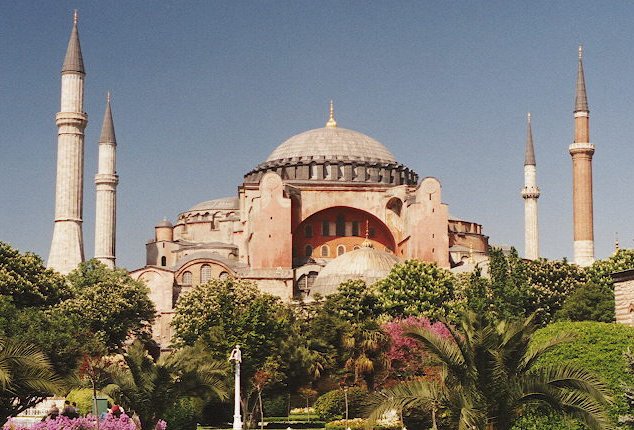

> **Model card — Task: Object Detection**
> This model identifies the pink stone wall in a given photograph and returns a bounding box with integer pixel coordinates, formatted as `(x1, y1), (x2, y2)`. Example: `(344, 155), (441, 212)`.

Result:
(247, 173), (293, 269)
(405, 177), (450, 267)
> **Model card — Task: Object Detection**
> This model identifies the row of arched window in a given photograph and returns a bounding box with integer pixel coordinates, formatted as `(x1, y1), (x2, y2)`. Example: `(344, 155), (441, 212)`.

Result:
(304, 216), (367, 238)
(305, 244), (360, 258)
(181, 265), (229, 285)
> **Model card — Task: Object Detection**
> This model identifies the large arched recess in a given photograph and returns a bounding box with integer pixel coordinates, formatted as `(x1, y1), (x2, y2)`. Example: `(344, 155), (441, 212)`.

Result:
(292, 206), (396, 265)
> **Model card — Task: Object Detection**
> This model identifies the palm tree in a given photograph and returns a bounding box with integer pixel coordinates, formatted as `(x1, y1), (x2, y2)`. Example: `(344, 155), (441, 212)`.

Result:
(368, 312), (613, 430)
(341, 320), (389, 390)
(103, 340), (228, 430)
(0, 337), (62, 425)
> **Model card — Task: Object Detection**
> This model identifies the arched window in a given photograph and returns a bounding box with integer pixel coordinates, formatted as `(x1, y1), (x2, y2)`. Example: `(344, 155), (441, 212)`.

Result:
(337, 163), (344, 180)
(161, 256), (167, 266)
(321, 245), (330, 257)
(337, 245), (345, 256)
(322, 220), (330, 236)
(309, 162), (317, 179)
(182, 271), (192, 285)
(201, 264), (212, 284)
(304, 224), (313, 238)
(353, 245), (361, 250)
(305, 245), (313, 257)
(324, 163), (331, 179)
(219, 271), (229, 280)
(352, 221), (360, 237)
(336, 214), (345, 236)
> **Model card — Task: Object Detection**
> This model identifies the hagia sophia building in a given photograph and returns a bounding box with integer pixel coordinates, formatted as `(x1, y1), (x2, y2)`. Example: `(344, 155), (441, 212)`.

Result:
(46, 14), (596, 347)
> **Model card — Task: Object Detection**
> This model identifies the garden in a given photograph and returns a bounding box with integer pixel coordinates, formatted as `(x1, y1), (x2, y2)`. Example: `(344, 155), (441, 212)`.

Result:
(2, 241), (634, 430)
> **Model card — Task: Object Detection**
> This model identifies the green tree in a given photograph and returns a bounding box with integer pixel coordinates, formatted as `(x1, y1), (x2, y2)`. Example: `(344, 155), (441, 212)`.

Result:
(0, 337), (62, 424)
(172, 278), (289, 380)
(103, 340), (227, 430)
(556, 283), (614, 323)
(532, 321), (634, 424)
(587, 249), (634, 289)
(375, 260), (455, 320)
(368, 312), (612, 430)
(0, 242), (68, 307)
(62, 260), (157, 351)
(459, 249), (585, 326)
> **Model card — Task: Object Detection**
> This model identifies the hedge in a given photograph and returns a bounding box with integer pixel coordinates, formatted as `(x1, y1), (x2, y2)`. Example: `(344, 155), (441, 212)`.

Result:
(314, 388), (368, 421)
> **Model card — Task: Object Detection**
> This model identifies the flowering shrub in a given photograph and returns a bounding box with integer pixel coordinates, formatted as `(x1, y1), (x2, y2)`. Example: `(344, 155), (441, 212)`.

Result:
(383, 316), (451, 379)
(325, 417), (401, 430)
(289, 407), (315, 415)
(3, 414), (164, 430)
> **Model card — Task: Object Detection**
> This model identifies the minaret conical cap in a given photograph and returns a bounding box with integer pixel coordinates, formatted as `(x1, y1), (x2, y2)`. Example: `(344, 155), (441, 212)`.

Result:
(524, 112), (536, 166)
(62, 11), (85, 74)
(99, 93), (116, 144)
(574, 45), (588, 112)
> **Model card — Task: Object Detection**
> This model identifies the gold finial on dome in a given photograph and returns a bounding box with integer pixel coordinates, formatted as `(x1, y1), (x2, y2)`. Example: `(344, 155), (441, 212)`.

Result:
(615, 232), (620, 254)
(361, 220), (373, 248)
(326, 100), (337, 128)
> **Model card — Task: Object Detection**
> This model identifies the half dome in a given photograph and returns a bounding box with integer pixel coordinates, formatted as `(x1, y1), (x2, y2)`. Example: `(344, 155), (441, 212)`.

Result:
(311, 244), (401, 296)
(266, 127), (396, 164)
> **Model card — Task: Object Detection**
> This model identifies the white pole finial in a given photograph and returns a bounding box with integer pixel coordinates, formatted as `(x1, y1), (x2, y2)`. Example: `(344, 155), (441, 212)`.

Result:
(73, 9), (78, 25)
(578, 44), (583, 60)
(527, 112), (531, 123)
(106, 91), (111, 103)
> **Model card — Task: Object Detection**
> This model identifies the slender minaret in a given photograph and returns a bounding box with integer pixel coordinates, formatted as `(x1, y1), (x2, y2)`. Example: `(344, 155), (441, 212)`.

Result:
(94, 93), (118, 268)
(48, 11), (87, 274)
(522, 113), (540, 260)
(569, 45), (595, 266)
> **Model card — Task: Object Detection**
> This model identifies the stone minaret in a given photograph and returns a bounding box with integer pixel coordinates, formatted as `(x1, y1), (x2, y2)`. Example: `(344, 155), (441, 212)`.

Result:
(48, 11), (87, 274)
(94, 93), (118, 268)
(522, 113), (540, 260)
(569, 45), (595, 266)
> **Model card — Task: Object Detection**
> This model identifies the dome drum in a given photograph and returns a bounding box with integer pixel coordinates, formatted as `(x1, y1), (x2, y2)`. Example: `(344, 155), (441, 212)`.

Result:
(244, 159), (418, 186)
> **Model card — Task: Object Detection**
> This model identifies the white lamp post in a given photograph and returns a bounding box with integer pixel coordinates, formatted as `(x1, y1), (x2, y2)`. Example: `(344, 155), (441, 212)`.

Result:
(229, 345), (243, 430)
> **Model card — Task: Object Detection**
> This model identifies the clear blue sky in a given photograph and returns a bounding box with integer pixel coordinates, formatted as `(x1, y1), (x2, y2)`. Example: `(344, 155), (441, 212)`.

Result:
(2, 1), (633, 270)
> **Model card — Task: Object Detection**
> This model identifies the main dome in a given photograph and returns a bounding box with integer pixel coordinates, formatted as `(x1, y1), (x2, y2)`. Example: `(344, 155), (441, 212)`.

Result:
(265, 126), (396, 164)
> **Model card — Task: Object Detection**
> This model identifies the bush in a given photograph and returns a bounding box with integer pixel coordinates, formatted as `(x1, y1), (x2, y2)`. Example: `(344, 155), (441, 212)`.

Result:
(325, 418), (400, 430)
(66, 388), (113, 417)
(532, 321), (634, 426)
(314, 388), (368, 421)
(164, 397), (202, 430)
(263, 395), (288, 418)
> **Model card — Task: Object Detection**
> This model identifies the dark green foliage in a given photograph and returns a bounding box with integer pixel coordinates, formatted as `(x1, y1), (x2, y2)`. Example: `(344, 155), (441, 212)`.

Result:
(533, 321), (634, 424)
(103, 340), (227, 430)
(164, 397), (204, 430)
(556, 283), (614, 323)
(375, 260), (456, 320)
(314, 388), (368, 421)
(511, 412), (584, 430)
(262, 395), (288, 417)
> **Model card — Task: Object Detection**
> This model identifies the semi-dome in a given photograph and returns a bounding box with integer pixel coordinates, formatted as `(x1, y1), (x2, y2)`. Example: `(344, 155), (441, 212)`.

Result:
(266, 126), (396, 164)
(311, 242), (401, 296)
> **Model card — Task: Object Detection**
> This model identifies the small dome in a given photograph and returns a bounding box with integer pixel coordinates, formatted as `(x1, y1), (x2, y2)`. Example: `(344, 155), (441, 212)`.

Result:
(311, 244), (401, 296)
(188, 196), (239, 212)
(155, 219), (173, 228)
(265, 127), (396, 164)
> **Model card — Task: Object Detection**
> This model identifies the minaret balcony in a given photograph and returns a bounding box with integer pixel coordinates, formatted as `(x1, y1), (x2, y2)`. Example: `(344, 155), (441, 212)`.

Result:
(569, 142), (594, 155)
(521, 187), (540, 199)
